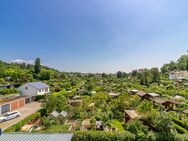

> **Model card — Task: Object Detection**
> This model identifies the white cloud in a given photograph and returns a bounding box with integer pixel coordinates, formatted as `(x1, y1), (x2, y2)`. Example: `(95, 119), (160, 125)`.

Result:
(11, 59), (34, 65)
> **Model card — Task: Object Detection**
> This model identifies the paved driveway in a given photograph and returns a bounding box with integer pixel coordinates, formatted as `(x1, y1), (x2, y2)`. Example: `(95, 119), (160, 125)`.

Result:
(0, 102), (41, 131)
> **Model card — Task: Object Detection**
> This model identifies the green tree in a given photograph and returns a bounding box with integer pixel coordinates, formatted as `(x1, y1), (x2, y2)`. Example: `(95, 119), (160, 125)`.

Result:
(177, 55), (188, 70)
(42, 95), (68, 114)
(152, 111), (174, 133)
(186, 58), (188, 71)
(168, 61), (177, 71)
(40, 70), (51, 80)
(34, 58), (41, 74)
(116, 71), (123, 78)
(151, 67), (160, 83)
(138, 69), (150, 85)
(161, 64), (169, 74)
(137, 100), (153, 113)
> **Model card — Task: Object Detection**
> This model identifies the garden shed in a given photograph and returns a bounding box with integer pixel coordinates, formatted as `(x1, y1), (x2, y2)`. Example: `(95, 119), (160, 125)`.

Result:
(124, 110), (140, 122)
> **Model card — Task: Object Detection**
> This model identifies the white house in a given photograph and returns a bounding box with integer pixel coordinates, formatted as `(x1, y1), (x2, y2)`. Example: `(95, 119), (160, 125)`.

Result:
(18, 82), (50, 96)
(169, 70), (188, 80)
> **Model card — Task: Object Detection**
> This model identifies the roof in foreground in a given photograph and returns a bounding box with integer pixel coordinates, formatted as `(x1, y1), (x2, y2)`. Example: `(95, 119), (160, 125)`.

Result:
(27, 82), (49, 89)
(0, 133), (73, 141)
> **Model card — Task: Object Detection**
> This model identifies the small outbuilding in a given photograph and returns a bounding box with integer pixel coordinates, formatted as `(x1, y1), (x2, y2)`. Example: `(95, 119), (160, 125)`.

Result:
(81, 119), (91, 130)
(183, 109), (188, 115)
(136, 92), (159, 100)
(152, 97), (179, 110)
(124, 110), (140, 122)
(68, 99), (83, 107)
(129, 90), (139, 94)
(136, 91), (146, 99)
(174, 95), (185, 102)
(109, 92), (120, 98)
(0, 84), (20, 89)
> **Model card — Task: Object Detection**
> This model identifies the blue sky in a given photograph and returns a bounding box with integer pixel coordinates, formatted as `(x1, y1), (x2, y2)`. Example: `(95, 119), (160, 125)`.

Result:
(0, 0), (188, 73)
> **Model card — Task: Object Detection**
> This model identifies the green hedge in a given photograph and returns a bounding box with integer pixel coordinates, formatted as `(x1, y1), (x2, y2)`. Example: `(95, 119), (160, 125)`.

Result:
(72, 131), (188, 141)
(173, 118), (186, 129)
(5, 112), (40, 132)
(72, 131), (135, 141)
(173, 123), (188, 134)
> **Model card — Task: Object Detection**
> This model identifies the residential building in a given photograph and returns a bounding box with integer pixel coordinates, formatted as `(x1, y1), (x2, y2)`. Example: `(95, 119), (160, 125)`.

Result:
(169, 70), (188, 80)
(18, 82), (50, 96)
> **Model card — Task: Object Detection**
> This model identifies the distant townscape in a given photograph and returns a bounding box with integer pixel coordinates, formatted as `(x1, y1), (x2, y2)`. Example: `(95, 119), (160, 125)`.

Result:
(1, 55), (188, 141)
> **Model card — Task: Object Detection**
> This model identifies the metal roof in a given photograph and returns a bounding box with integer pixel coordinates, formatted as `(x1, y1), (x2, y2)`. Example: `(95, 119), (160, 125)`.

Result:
(124, 110), (140, 119)
(0, 133), (73, 141)
(136, 91), (146, 97)
(27, 82), (49, 90)
(147, 93), (159, 97)
(152, 97), (167, 104)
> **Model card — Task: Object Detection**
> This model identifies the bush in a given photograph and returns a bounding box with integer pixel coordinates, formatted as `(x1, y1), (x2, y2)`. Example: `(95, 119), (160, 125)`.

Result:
(72, 131), (188, 141)
(72, 131), (134, 141)
(35, 95), (45, 101)
(0, 88), (19, 95)
(155, 132), (185, 141)
(126, 119), (148, 135)
(39, 125), (71, 133)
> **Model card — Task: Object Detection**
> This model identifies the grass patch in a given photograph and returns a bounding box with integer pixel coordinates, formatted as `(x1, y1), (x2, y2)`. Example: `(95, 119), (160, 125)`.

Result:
(110, 119), (125, 131)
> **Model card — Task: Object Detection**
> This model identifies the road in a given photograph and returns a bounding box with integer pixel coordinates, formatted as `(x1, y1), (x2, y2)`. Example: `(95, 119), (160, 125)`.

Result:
(0, 102), (41, 131)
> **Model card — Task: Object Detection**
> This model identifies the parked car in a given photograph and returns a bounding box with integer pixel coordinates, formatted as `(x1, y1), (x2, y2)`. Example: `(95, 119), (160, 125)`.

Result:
(0, 111), (21, 123)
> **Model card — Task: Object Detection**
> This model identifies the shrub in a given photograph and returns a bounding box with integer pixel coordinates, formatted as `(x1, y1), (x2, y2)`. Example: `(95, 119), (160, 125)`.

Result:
(155, 132), (185, 141)
(39, 125), (71, 133)
(72, 131), (134, 141)
(35, 95), (45, 101)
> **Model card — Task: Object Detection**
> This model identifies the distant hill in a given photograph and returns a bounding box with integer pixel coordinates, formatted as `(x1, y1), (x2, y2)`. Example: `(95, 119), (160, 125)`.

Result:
(0, 59), (61, 84)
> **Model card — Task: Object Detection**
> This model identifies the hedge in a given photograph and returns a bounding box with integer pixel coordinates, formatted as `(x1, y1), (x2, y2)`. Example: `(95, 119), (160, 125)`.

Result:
(72, 131), (188, 141)
(173, 118), (187, 129)
(5, 112), (41, 132)
(72, 131), (135, 141)
(173, 123), (188, 134)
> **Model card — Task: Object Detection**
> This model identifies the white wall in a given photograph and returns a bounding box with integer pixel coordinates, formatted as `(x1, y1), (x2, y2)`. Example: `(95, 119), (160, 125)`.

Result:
(37, 88), (50, 95)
